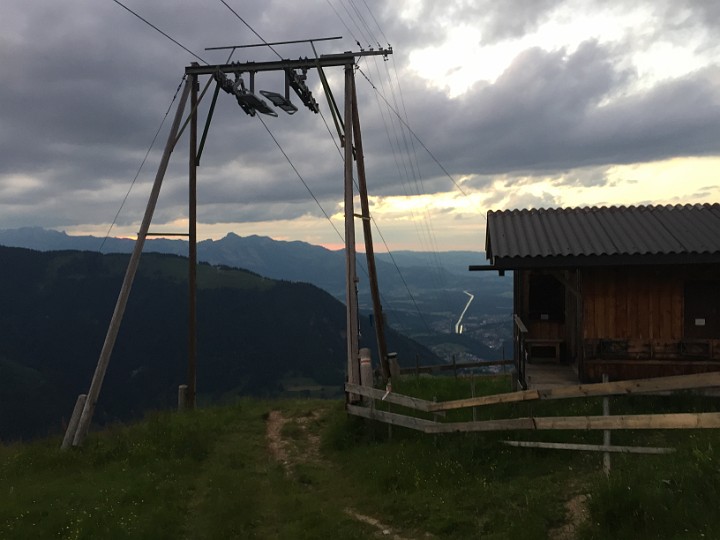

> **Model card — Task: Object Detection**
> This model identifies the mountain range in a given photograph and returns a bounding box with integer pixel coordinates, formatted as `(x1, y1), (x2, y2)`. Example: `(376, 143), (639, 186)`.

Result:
(0, 227), (492, 299)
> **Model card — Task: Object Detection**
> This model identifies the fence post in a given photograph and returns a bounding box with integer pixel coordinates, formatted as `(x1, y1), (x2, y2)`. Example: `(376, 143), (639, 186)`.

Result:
(61, 394), (87, 450)
(471, 375), (477, 422)
(359, 348), (374, 406)
(178, 384), (189, 411)
(603, 373), (611, 475)
(388, 352), (400, 380)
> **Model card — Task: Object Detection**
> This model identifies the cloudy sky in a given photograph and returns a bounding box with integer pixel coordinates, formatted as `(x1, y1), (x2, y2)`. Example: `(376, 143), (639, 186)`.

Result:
(2, 0), (719, 252)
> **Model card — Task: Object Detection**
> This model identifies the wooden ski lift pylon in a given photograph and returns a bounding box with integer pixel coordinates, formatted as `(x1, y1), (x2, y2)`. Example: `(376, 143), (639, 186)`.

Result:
(63, 43), (393, 448)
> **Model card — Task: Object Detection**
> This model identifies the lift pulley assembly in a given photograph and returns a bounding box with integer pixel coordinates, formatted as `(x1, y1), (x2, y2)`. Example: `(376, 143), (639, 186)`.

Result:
(213, 65), (319, 117)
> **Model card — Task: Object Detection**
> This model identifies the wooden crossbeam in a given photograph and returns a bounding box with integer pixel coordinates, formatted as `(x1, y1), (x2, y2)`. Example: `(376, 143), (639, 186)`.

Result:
(399, 360), (513, 375)
(502, 440), (675, 454)
(425, 412), (720, 434)
(347, 371), (720, 415)
(346, 405), (720, 434)
(346, 404), (435, 432)
(427, 371), (720, 412)
(345, 383), (434, 412)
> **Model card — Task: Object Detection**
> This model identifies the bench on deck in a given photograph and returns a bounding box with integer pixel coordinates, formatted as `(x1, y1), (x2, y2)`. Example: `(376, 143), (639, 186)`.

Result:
(525, 338), (563, 363)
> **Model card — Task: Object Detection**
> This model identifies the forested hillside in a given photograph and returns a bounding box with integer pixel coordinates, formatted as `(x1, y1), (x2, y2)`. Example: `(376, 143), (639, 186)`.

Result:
(0, 246), (436, 440)
(0, 227), (515, 359)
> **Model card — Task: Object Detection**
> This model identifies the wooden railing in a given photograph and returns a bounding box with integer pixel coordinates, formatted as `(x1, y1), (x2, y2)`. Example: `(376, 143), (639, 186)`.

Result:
(513, 314), (528, 389)
(585, 339), (719, 361)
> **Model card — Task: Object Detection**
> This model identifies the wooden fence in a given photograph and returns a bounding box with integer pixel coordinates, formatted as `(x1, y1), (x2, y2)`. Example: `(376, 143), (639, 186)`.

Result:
(345, 371), (720, 434)
(399, 358), (513, 377)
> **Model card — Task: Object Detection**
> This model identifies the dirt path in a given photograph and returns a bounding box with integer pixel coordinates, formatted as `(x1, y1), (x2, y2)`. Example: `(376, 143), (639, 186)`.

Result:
(548, 491), (590, 539)
(265, 409), (323, 473)
(265, 408), (429, 539)
(266, 410), (290, 467)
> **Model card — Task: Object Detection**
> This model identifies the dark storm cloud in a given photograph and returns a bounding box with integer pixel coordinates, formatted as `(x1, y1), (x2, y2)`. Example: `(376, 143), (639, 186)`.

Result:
(382, 40), (720, 185)
(1, 0), (719, 230)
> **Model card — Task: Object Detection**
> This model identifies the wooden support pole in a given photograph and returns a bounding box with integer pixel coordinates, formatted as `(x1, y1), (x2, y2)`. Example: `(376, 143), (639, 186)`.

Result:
(343, 63), (360, 402)
(197, 80), (221, 164)
(60, 394), (87, 450)
(350, 74), (391, 383)
(188, 73), (198, 410)
(68, 77), (191, 447)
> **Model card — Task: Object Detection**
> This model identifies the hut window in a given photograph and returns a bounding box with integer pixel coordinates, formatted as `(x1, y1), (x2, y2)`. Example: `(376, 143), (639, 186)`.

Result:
(528, 274), (565, 322)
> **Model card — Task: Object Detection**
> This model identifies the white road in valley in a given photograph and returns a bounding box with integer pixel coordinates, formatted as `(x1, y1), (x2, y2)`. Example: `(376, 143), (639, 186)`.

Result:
(455, 291), (474, 334)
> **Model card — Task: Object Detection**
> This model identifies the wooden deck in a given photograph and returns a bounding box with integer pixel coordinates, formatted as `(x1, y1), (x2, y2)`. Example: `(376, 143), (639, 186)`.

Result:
(525, 363), (579, 390)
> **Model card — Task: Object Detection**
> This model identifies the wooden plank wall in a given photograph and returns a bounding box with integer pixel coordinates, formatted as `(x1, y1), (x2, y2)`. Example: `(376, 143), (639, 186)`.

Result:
(583, 267), (683, 341)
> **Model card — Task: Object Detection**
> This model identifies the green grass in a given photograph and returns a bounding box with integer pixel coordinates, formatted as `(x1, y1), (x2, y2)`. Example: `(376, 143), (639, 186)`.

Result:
(3, 379), (720, 538)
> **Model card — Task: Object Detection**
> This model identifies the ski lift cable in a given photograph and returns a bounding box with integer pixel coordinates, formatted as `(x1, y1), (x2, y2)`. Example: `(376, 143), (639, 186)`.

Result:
(255, 116), (345, 244)
(345, 9), (441, 260)
(101, 1), (217, 251)
(337, 0), (374, 48)
(98, 75), (188, 252)
(356, 59), (405, 183)
(218, 3), (431, 334)
(109, 2), (335, 262)
(375, 40), (450, 276)
(208, 4), (406, 331)
(370, 215), (434, 334)
(314, 68), (435, 327)
(111, 0), (208, 64)
(382, 53), (448, 281)
(218, 1), (346, 242)
(360, 0), (390, 45)
(99, 1), (242, 252)
(360, 56), (441, 280)
(366, 58), (415, 194)
(356, 66), (473, 200)
(346, 0), (378, 47)
(318, 108), (344, 158)
(356, 0), (449, 276)
(113, 1), (343, 253)
(360, 52), (446, 289)
(375, 56), (422, 197)
(326, 0), (363, 47)
(219, 0), (283, 60)
(309, 53), (431, 333)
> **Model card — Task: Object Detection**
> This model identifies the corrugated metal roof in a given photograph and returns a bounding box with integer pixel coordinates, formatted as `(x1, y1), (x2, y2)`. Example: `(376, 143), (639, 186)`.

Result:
(486, 203), (720, 262)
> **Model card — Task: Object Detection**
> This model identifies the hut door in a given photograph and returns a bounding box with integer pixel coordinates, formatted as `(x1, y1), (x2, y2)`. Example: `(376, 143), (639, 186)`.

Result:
(529, 274), (565, 323)
(684, 281), (720, 339)
(526, 273), (566, 362)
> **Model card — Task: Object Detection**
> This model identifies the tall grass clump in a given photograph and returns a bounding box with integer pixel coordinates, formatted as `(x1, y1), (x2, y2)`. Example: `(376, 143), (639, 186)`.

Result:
(580, 433), (720, 539)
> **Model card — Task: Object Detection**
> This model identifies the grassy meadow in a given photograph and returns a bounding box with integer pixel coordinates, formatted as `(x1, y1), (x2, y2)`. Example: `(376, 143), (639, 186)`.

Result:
(2, 376), (720, 539)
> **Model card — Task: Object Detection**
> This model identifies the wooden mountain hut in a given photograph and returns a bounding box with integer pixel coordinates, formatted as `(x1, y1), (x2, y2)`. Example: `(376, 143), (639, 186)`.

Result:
(471, 204), (720, 387)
